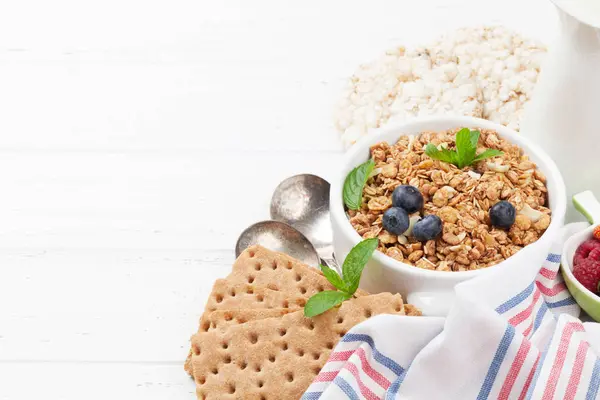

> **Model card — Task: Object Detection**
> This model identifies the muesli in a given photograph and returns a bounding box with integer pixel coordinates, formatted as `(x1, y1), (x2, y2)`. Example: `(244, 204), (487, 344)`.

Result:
(345, 128), (551, 272)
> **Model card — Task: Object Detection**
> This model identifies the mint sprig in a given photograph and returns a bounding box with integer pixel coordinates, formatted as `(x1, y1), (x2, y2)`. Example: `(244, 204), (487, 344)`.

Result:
(304, 291), (350, 318)
(343, 159), (375, 210)
(425, 128), (503, 169)
(320, 264), (348, 292)
(304, 238), (379, 317)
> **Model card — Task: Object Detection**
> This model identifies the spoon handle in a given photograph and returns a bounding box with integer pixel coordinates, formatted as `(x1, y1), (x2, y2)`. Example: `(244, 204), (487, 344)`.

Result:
(320, 256), (343, 276)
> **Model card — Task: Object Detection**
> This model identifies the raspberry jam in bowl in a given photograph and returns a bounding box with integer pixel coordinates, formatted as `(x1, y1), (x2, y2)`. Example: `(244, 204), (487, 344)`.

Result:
(561, 191), (600, 321)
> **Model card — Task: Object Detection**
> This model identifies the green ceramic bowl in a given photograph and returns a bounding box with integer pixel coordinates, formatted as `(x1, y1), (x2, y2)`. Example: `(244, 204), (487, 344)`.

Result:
(561, 191), (600, 321)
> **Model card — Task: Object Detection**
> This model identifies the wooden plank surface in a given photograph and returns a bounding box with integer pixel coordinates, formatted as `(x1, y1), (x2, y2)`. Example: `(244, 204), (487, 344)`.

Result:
(0, 0), (558, 398)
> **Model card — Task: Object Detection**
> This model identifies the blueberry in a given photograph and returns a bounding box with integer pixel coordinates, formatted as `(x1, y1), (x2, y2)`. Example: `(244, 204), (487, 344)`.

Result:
(412, 215), (443, 241)
(489, 201), (516, 229)
(382, 207), (410, 235)
(392, 185), (424, 213)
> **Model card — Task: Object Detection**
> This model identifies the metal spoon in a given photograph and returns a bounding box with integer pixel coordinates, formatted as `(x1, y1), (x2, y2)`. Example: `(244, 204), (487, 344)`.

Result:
(270, 174), (339, 270)
(235, 220), (320, 268)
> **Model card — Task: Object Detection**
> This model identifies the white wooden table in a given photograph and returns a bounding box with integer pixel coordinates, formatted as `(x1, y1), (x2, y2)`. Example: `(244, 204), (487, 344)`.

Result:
(0, 1), (558, 398)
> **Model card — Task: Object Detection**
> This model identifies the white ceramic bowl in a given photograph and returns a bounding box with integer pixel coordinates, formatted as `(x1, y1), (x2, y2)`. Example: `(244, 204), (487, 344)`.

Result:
(331, 116), (567, 316)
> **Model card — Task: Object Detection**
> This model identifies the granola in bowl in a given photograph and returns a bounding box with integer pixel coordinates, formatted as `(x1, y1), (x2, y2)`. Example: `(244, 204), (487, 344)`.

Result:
(346, 128), (552, 272)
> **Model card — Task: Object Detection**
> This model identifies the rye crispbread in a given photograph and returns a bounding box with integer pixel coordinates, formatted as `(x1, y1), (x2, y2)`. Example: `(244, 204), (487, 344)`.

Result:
(229, 245), (368, 298)
(190, 293), (405, 400)
(185, 308), (295, 376)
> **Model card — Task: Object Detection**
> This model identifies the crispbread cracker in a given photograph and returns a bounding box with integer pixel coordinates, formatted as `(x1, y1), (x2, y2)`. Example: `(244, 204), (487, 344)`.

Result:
(191, 293), (405, 400)
(203, 308), (295, 332)
(404, 304), (422, 316)
(230, 245), (368, 297)
(187, 275), (309, 376)
(185, 308), (295, 376)
(205, 280), (307, 313)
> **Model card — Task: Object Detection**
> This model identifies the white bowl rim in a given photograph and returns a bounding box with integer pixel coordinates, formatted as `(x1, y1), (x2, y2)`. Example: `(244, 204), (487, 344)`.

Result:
(331, 115), (567, 281)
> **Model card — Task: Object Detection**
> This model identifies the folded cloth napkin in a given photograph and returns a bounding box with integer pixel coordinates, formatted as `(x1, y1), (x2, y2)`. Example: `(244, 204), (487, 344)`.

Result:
(303, 223), (600, 400)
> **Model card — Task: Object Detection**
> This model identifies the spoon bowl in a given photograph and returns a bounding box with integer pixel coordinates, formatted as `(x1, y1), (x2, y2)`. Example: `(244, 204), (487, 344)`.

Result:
(270, 174), (335, 262)
(235, 220), (320, 268)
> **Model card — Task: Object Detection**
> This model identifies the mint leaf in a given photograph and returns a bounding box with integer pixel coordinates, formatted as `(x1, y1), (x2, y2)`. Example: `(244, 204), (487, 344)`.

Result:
(425, 128), (503, 169)
(304, 291), (350, 317)
(425, 144), (458, 164)
(320, 264), (348, 293)
(469, 130), (481, 148)
(343, 159), (375, 210)
(342, 238), (379, 294)
(455, 128), (479, 168)
(303, 239), (379, 318)
(473, 148), (503, 163)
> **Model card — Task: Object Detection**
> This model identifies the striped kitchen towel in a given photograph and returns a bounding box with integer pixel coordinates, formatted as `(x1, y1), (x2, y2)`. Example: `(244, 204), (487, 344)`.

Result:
(303, 222), (600, 399)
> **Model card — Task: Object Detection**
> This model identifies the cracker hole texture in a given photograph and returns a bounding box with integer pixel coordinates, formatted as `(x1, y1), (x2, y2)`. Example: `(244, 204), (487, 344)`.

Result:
(268, 354), (276, 363)
(297, 349), (305, 357)
(254, 262), (262, 271)
(223, 355), (232, 364)
(260, 395), (267, 400)
(229, 288), (236, 297)
(278, 328), (287, 337)
(193, 344), (201, 356)
(248, 250), (256, 258)
(224, 313), (232, 321)
(247, 275), (255, 284)
(197, 376), (206, 385)
(326, 342), (334, 350)
(222, 341), (229, 349)
(281, 342), (288, 351)
(271, 260), (278, 270)
(306, 321), (315, 331)
(200, 321), (210, 332)
(337, 317), (344, 324)
(257, 380), (264, 388)
(286, 261), (293, 269)
(227, 383), (236, 394)
(246, 287), (254, 294)
(312, 352), (320, 360)
(249, 332), (258, 344)
(317, 285), (324, 292)
(256, 294), (264, 302)
(286, 372), (294, 382)
(365, 309), (372, 318)
(215, 294), (223, 303)
(282, 300), (289, 308)
(299, 286), (307, 294)
(312, 366), (321, 375)
(239, 360), (248, 370)
(254, 364), (262, 372)
(295, 273), (302, 282)
(211, 367), (219, 375)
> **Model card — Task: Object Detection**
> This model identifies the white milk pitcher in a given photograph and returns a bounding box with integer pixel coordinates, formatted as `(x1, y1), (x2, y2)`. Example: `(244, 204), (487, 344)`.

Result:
(522, 0), (600, 221)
